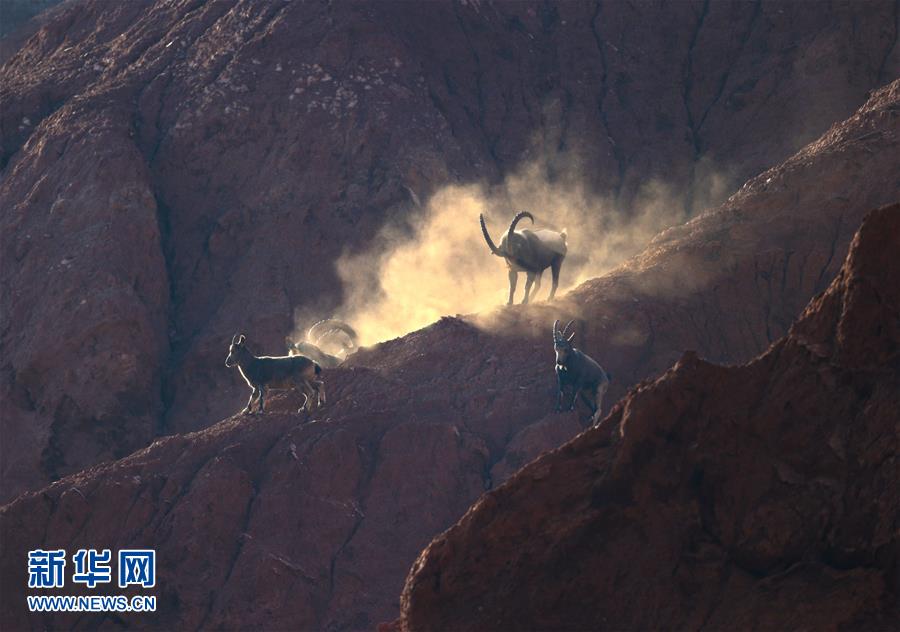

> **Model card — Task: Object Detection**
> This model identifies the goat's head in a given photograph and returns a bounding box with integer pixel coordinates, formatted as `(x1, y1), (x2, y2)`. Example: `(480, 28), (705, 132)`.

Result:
(225, 333), (246, 367)
(553, 319), (576, 364)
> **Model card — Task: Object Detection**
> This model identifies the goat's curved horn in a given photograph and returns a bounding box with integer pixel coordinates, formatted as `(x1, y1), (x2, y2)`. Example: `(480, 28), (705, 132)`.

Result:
(327, 322), (358, 347)
(232, 334), (240, 344)
(318, 326), (356, 349)
(307, 319), (358, 346)
(567, 331), (575, 342)
(506, 211), (535, 245)
(330, 328), (359, 349)
(553, 319), (560, 338)
(236, 334), (246, 345)
(306, 319), (328, 342)
(480, 214), (502, 256)
(561, 320), (575, 337)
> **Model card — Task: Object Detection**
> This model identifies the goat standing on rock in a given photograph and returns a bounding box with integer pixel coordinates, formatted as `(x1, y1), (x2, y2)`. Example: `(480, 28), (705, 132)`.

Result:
(226, 334), (325, 415)
(553, 320), (611, 426)
(480, 211), (567, 304)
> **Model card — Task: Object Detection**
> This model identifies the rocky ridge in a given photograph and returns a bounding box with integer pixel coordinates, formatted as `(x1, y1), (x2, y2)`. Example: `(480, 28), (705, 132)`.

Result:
(1, 81), (898, 630)
(395, 202), (900, 631)
(2, 0), (898, 499)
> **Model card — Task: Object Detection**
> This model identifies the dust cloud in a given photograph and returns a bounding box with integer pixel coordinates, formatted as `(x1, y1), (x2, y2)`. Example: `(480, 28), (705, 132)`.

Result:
(319, 159), (728, 347)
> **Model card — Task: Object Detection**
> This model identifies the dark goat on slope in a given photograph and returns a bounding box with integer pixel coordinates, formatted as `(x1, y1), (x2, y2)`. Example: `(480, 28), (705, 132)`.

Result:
(553, 319), (611, 426)
(226, 334), (325, 415)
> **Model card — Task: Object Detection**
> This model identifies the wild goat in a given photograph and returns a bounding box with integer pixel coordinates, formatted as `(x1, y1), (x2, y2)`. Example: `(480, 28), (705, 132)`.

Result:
(480, 211), (567, 304)
(286, 318), (358, 369)
(553, 320), (611, 426)
(226, 334), (325, 415)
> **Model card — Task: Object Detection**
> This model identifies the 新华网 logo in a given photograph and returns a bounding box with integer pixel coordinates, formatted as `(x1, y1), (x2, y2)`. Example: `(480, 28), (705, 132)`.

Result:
(27, 548), (155, 589)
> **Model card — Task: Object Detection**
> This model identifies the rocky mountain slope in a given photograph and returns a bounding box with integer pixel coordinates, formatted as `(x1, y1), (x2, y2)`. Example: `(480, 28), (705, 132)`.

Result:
(2, 0), (898, 500)
(1, 81), (898, 631)
(395, 202), (900, 632)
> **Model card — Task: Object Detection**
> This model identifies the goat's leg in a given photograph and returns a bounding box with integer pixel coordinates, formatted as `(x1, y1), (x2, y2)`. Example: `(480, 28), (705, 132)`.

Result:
(579, 390), (597, 414)
(568, 382), (581, 411)
(580, 390), (598, 427)
(533, 271), (543, 300)
(241, 387), (259, 415)
(307, 383), (319, 412)
(549, 258), (562, 300)
(303, 381), (320, 412)
(507, 269), (518, 305)
(292, 378), (315, 414)
(522, 272), (535, 304)
(313, 379), (326, 406)
(287, 372), (310, 414)
(297, 392), (310, 415)
(592, 381), (609, 427)
(256, 386), (266, 414)
(555, 372), (566, 411)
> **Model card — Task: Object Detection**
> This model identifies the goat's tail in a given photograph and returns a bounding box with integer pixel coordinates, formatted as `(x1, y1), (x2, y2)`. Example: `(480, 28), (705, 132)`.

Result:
(560, 227), (567, 242)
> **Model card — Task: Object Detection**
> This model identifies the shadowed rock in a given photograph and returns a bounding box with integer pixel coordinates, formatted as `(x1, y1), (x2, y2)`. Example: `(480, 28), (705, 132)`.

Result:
(394, 203), (900, 630)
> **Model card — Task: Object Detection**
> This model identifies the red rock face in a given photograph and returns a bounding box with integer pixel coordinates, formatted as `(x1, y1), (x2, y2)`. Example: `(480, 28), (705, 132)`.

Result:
(2, 0), (898, 500)
(1, 82), (898, 630)
(396, 203), (900, 630)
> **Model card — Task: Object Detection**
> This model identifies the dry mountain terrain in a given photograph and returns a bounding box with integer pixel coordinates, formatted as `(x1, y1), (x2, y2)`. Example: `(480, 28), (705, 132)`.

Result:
(1, 0), (898, 500)
(1, 78), (898, 631)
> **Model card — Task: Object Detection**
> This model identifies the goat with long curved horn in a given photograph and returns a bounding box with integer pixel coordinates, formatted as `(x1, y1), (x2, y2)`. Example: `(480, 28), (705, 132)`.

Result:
(479, 211), (567, 305)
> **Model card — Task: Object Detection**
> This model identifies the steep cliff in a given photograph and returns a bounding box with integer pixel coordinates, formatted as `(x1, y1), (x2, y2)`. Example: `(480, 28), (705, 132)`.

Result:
(395, 202), (900, 631)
